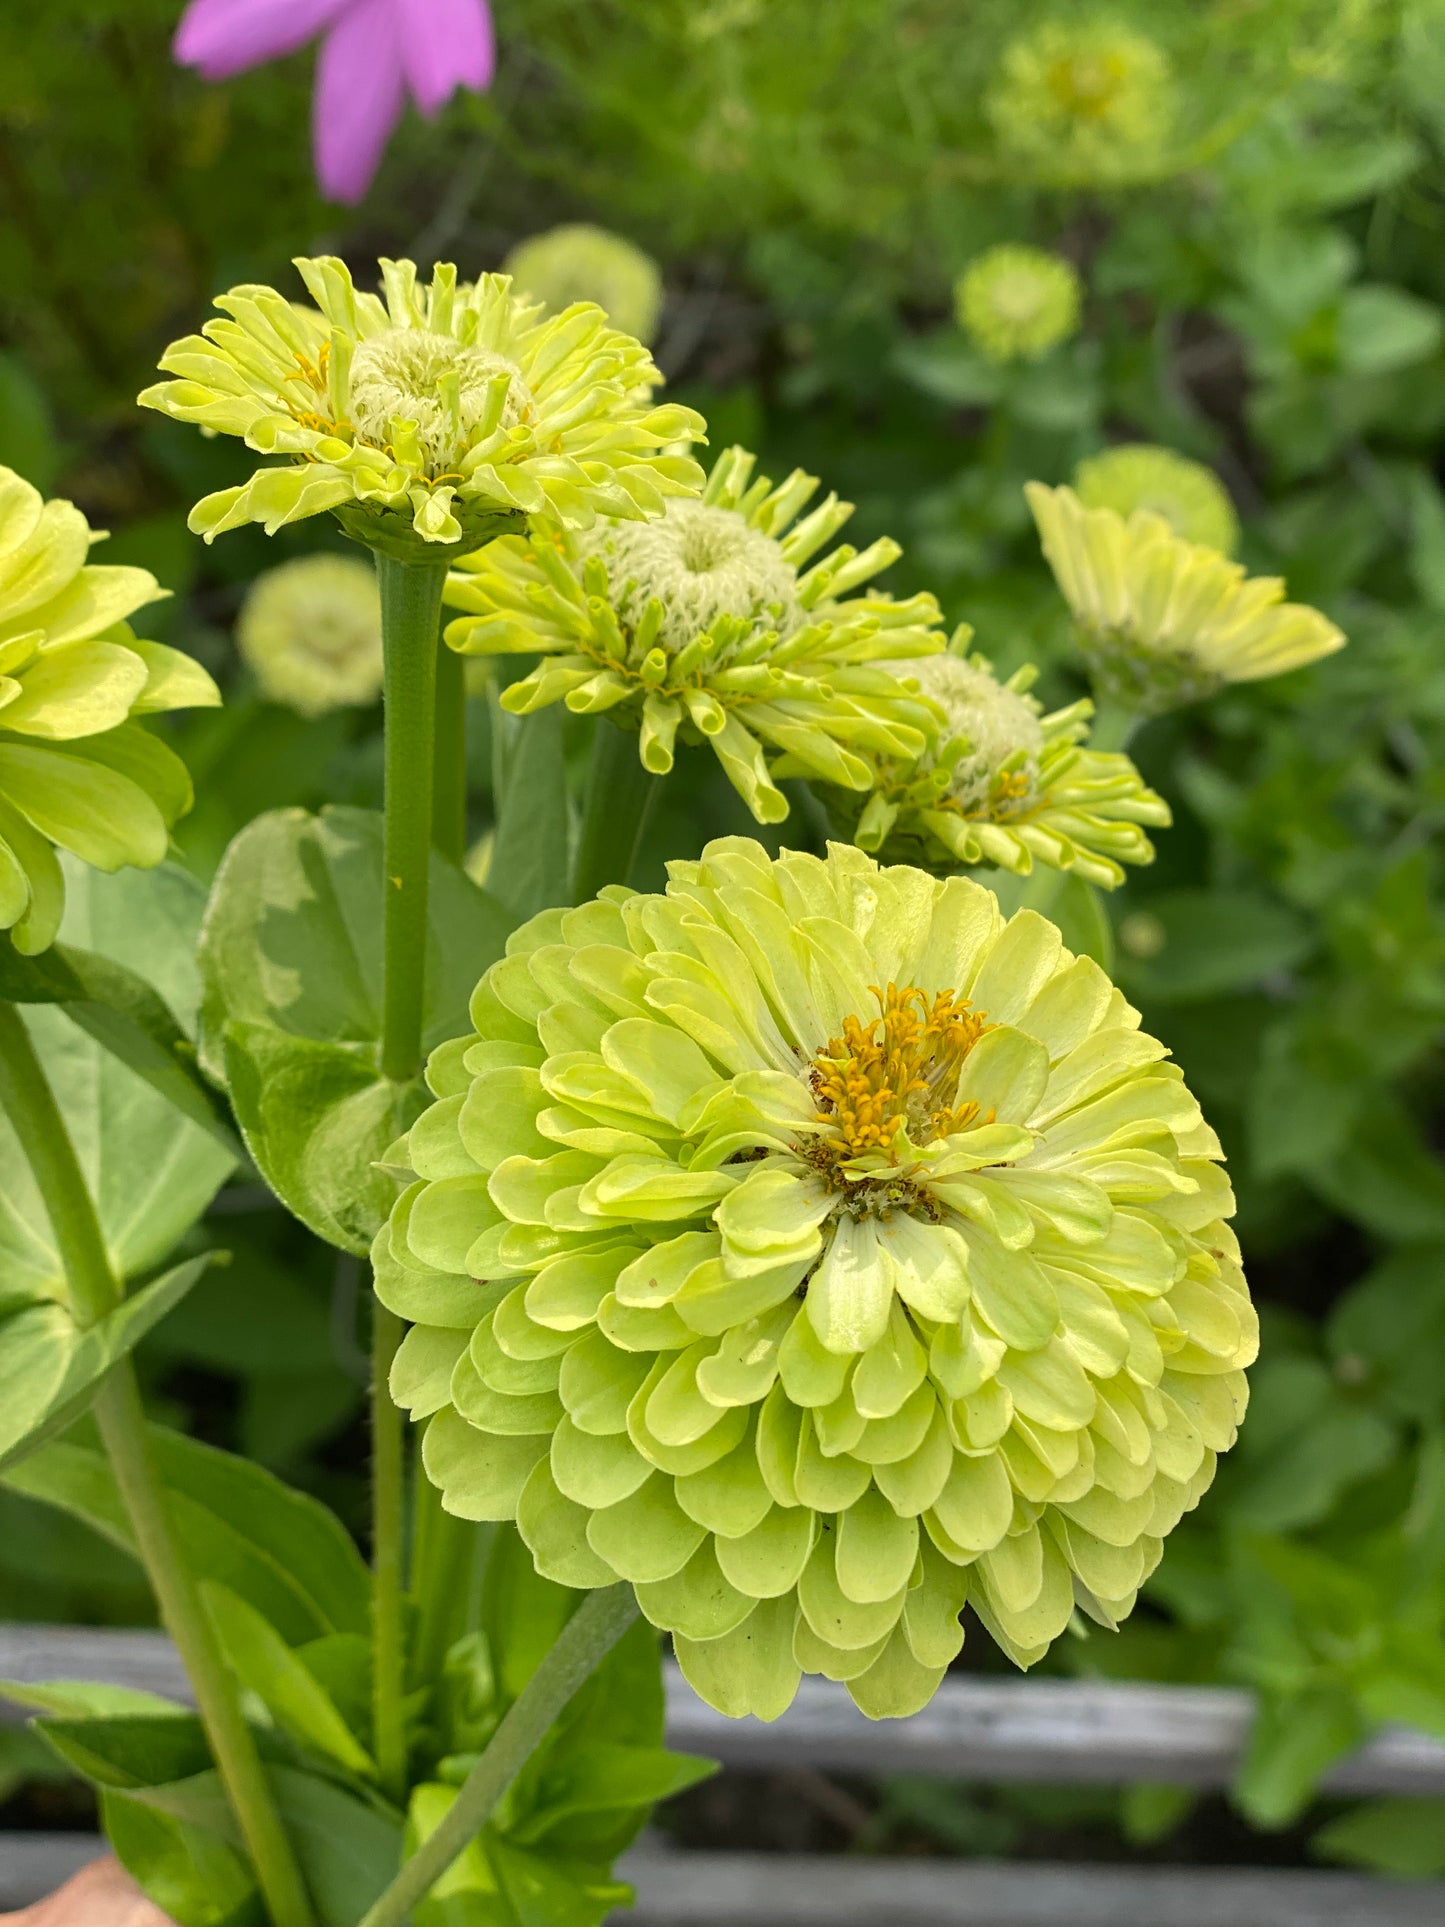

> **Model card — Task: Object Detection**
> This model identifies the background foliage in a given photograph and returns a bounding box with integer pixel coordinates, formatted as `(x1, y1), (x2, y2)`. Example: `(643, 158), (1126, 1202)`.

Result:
(3, 0), (1445, 1883)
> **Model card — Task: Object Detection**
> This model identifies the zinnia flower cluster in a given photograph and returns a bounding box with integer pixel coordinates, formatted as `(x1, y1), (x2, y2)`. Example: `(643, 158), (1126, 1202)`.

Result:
(0, 467), (219, 953)
(1027, 482), (1345, 715)
(383, 839), (1255, 1720)
(139, 256), (704, 556)
(443, 446), (945, 825)
(834, 647), (1170, 887)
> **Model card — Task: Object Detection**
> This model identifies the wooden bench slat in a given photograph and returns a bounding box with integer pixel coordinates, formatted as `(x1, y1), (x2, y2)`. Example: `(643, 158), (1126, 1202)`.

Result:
(5, 1838), (1444, 1927)
(5, 1626), (1444, 1795)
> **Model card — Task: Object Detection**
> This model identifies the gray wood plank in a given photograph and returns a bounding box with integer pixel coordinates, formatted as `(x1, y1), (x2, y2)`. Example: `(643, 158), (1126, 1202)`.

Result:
(5, 1838), (1444, 1927)
(4, 1625), (1445, 1794)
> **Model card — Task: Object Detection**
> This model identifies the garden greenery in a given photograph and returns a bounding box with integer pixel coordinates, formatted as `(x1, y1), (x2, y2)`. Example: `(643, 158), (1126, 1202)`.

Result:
(1, 0), (1444, 1916)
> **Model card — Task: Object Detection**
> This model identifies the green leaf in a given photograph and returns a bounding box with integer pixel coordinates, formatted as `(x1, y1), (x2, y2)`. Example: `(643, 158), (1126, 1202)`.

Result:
(103, 1791), (262, 1927)
(0, 863), (236, 1308)
(890, 331), (1004, 408)
(1235, 1684), (1366, 1827)
(1336, 286), (1443, 377)
(1314, 1796), (1445, 1878)
(3, 1424), (370, 1644)
(36, 1712), (215, 1790)
(0, 1253), (219, 1474)
(0, 352), (60, 492)
(488, 706), (571, 923)
(487, 1838), (631, 1927)
(516, 1742), (715, 1843)
(1115, 890), (1311, 1003)
(198, 807), (512, 1253)
(0, 1679), (184, 1720)
(202, 1580), (376, 1779)
(267, 1765), (402, 1927)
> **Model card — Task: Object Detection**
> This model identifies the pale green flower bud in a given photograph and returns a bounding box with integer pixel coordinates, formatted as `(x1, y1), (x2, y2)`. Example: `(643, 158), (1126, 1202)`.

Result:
(1027, 482), (1345, 715)
(385, 839), (1255, 1721)
(139, 257), (706, 558)
(954, 247), (1081, 365)
(837, 640), (1169, 886)
(1074, 445), (1239, 556)
(987, 20), (1176, 187)
(0, 467), (219, 953)
(236, 554), (383, 717)
(443, 446), (947, 825)
(505, 226), (664, 346)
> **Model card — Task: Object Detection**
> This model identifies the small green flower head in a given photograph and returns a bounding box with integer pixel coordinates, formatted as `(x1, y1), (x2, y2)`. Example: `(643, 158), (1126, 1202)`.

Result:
(383, 838), (1254, 1722)
(237, 554), (383, 717)
(954, 247), (1082, 365)
(986, 19), (1176, 187)
(1074, 445), (1239, 556)
(1027, 482), (1345, 715)
(443, 446), (946, 825)
(139, 257), (705, 559)
(837, 641), (1169, 887)
(0, 468), (219, 953)
(504, 225), (664, 346)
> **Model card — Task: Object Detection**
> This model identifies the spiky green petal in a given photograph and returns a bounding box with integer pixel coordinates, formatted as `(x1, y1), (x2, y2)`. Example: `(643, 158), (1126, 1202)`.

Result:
(388, 839), (1254, 1721)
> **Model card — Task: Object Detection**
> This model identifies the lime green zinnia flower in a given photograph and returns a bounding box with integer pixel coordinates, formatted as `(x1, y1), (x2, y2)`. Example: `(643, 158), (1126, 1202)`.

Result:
(0, 467), (219, 953)
(505, 225), (664, 347)
(987, 19), (1176, 187)
(443, 446), (946, 825)
(237, 554), (383, 717)
(383, 838), (1255, 1721)
(1074, 445), (1239, 557)
(836, 644), (1169, 887)
(1027, 482), (1345, 715)
(954, 247), (1082, 365)
(138, 257), (705, 557)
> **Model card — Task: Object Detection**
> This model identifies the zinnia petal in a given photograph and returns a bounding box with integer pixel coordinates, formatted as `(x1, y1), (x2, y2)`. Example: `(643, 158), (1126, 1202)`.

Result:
(394, 0), (495, 116)
(313, 0), (407, 203)
(174, 0), (352, 79)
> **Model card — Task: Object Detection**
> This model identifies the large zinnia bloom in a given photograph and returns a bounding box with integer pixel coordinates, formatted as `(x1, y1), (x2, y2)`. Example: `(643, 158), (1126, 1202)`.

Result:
(443, 446), (944, 824)
(174, 0), (495, 205)
(139, 257), (704, 557)
(383, 839), (1255, 1721)
(0, 468), (219, 953)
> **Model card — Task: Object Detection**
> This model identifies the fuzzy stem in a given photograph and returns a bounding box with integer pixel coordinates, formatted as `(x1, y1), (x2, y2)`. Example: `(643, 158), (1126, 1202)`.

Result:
(1086, 693), (1140, 756)
(432, 636), (468, 865)
(376, 554), (449, 1085)
(0, 1000), (315, 1927)
(570, 722), (659, 903)
(357, 1586), (640, 1927)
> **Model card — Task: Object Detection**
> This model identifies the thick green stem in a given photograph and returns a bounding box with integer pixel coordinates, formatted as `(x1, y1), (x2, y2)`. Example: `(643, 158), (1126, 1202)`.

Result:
(358, 1586), (640, 1927)
(1086, 692), (1140, 756)
(0, 1001), (315, 1927)
(376, 554), (449, 1085)
(570, 723), (659, 903)
(370, 1301), (409, 1802)
(432, 637), (468, 865)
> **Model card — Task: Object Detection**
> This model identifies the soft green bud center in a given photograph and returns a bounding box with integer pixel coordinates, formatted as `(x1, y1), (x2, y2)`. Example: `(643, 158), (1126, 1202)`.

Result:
(348, 328), (532, 471)
(581, 500), (802, 650)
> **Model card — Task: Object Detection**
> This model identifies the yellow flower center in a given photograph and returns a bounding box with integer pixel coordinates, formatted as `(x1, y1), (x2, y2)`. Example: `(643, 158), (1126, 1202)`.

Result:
(347, 329), (533, 472)
(808, 983), (991, 1166)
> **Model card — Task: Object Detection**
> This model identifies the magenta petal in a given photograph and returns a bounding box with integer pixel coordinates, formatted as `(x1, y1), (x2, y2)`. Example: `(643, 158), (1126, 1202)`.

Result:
(174, 0), (352, 79)
(313, 0), (407, 203)
(393, 0), (495, 117)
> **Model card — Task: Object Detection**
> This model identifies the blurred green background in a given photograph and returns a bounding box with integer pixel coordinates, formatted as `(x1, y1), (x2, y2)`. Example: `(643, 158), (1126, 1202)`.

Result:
(4, 0), (1445, 1884)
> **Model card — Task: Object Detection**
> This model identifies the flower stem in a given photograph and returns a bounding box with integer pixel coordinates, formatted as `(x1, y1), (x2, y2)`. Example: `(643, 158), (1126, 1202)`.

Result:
(570, 722), (659, 903)
(410, 1471), (484, 1686)
(376, 554), (449, 1086)
(0, 1000), (315, 1927)
(1086, 692), (1140, 756)
(357, 1585), (640, 1927)
(432, 635), (468, 865)
(370, 1300), (409, 1802)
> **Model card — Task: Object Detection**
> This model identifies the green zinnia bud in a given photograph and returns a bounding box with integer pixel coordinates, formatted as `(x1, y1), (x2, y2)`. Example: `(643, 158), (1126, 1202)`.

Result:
(442, 445), (946, 825)
(384, 839), (1255, 1722)
(1027, 481), (1345, 715)
(139, 257), (706, 559)
(0, 466), (219, 953)
(954, 247), (1082, 365)
(1074, 445), (1239, 556)
(836, 640), (1169, 886)
(237, 554), (383, 717)
(504, 225), (664, 346)
(986, 19), (1176, 187)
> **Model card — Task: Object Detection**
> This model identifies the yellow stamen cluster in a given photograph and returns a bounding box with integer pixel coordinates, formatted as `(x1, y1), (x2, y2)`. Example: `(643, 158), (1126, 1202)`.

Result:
(810, 984), (991, 1165)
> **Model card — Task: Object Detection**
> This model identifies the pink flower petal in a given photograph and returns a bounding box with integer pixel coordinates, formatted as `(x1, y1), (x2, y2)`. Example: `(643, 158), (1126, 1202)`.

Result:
(393, 0), (495, 117)
(174, 0), (352, 79)
(313, 0), (407, 203)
